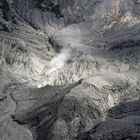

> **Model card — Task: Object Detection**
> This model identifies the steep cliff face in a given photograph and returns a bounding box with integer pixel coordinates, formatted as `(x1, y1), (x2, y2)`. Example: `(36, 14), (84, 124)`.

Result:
(0, 0), (140, 140)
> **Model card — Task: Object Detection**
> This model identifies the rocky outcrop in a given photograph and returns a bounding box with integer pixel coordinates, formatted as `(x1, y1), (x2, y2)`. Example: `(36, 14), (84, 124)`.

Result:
(80, 100), (140, 140)
(0, 0), (140, 140)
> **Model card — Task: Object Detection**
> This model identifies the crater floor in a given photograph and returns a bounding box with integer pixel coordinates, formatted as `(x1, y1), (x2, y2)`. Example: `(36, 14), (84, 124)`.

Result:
(0, 0), (140, 140)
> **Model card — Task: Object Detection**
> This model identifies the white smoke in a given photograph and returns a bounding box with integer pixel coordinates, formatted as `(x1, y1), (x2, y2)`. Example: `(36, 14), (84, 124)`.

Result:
(49, 48), (71, 72)
(37, 48), (72, 88)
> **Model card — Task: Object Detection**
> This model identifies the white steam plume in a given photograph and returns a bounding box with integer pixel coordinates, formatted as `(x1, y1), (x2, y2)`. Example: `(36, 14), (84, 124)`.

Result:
(37, 48), (72, 88)
(48, 48), (71, 73)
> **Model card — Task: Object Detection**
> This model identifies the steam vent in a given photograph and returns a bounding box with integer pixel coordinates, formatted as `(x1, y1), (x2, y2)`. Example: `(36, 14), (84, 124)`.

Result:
(0, 0), (140, 140)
